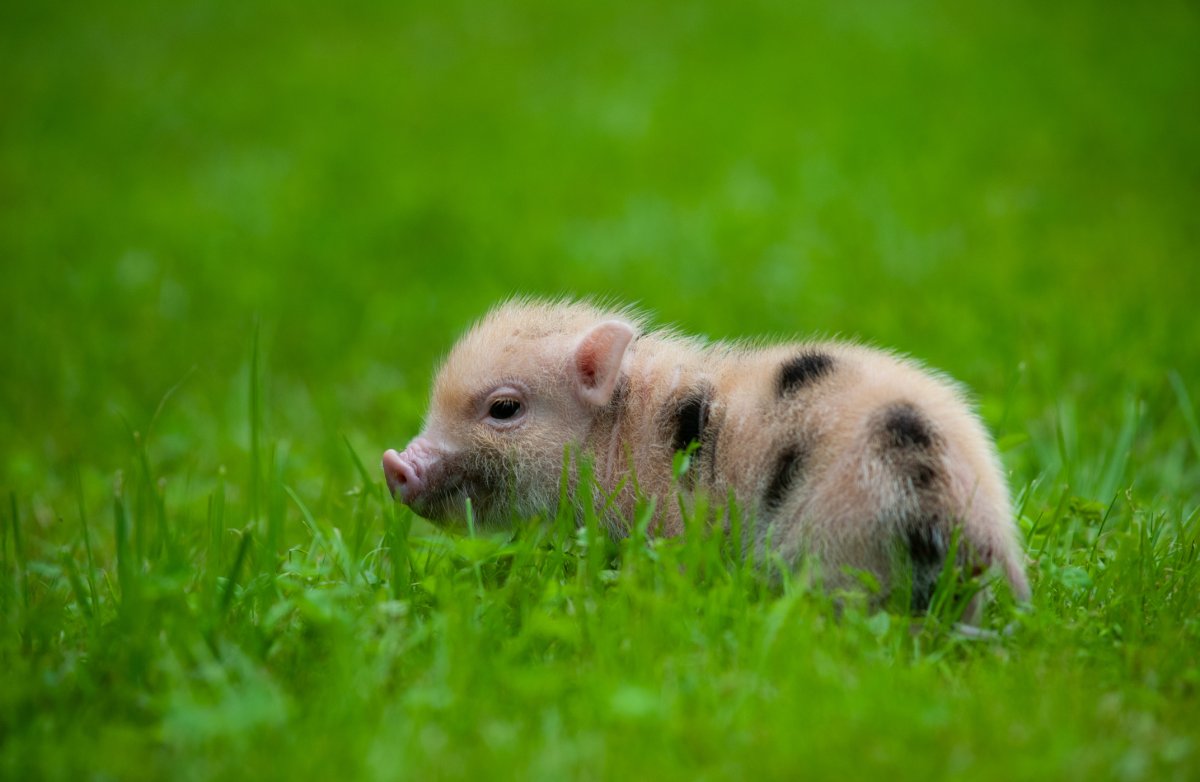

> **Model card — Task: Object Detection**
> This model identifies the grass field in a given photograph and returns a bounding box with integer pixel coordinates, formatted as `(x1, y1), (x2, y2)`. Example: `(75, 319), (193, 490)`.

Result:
(3, 1), (1200, 779)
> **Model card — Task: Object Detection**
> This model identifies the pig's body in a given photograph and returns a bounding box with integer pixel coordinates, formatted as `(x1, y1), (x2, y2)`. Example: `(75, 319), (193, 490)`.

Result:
(383, 298), (1030, 610)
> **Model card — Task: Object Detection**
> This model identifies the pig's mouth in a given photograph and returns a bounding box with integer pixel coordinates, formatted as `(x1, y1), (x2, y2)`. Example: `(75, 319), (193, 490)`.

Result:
(383, 447), (508, 528)
(411, 481), (509, 531)
(408, 481), (467, 524)
(381, 436), (536, 531)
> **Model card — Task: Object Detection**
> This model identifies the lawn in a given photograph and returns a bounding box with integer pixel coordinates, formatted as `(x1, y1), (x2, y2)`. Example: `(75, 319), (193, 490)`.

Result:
(2, 1), (1199, 779)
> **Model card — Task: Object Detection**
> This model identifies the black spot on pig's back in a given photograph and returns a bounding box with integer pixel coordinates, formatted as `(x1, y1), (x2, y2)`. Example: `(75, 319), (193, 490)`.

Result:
(881, 403), (935, 450)
(875, 402), (944, 490)
(779, 351), (835, 396)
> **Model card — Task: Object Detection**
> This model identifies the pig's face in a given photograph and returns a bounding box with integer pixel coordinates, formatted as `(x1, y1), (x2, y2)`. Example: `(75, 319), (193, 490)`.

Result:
(383, 304), (635, 528)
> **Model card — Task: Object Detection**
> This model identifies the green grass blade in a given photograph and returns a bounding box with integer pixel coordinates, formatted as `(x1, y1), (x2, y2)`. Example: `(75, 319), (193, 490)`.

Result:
(249, 317), (262, 529)
(75, 466), (99, 622)
(112, 485), (133, 608)
(61, 550), (93, 620)
(10, 492), (28, 614)
(220, 529), (253, 616)
(1168, 370), (1200, 463)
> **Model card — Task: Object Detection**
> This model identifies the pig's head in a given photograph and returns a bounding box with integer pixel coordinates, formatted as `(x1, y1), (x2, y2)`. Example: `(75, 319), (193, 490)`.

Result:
(382, 300), (638, 528)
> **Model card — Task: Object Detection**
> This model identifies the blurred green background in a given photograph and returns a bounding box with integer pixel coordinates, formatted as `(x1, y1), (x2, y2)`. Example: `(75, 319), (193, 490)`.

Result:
(4, 1), (1199, 507)
(3, 2), (1200, 779)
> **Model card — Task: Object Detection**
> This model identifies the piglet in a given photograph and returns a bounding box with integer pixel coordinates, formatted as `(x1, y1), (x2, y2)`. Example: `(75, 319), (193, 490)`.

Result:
(383, 298), (1030, 611)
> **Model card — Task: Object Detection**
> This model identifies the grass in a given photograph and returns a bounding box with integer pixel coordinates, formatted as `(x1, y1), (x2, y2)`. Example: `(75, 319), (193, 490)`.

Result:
(2, 0), (1199, 779)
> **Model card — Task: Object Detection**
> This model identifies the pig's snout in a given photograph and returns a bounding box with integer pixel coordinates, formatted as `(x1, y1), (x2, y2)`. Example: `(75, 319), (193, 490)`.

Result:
(382, 440), (438, 505)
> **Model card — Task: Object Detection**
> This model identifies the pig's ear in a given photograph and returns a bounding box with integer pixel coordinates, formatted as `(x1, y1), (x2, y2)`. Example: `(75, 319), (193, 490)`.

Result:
(573, 320), (635, 407)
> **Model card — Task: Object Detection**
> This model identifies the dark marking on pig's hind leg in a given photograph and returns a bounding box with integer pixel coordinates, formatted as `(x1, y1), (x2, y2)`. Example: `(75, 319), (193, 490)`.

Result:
(906, 521), (947, 612)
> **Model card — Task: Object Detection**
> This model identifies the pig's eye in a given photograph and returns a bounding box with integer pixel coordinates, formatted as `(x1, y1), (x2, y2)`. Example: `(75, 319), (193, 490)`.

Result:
(488, 398), (522, 421)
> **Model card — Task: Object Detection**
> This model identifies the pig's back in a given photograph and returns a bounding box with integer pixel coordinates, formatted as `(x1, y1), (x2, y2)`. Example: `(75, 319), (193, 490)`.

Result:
(701, 340), (1023, 602)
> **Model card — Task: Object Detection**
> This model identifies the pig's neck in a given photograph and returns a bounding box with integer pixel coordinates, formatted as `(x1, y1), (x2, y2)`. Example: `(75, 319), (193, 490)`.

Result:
(588, 333), (711, 530)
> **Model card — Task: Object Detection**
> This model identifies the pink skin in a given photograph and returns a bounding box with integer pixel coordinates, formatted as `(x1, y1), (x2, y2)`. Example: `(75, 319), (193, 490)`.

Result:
(382, 437), (441, 505)
(381, 319), (635, 520)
